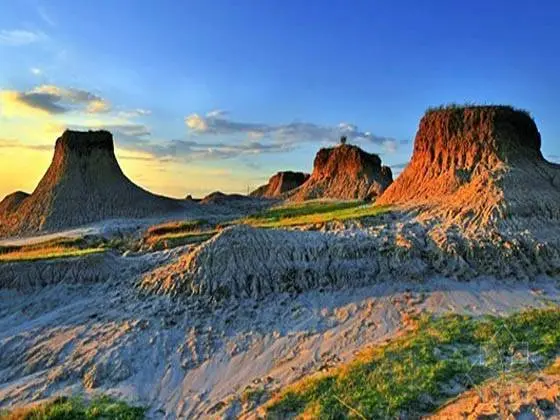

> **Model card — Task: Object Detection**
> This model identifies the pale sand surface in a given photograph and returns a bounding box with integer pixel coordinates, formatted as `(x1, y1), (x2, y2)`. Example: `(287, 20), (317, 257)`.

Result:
(1, 267), (558, 418)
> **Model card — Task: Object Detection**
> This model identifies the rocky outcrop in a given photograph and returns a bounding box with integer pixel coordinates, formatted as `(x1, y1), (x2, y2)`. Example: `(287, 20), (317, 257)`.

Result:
(289, 144), (393, 201)
(250, 171), (310, 198)
(0, 130), (184, 238)
(0, 247), (180, 291)
(378, 105), (560, 230)
(140, 216), (560, 299)
(140, 225), (385, 298)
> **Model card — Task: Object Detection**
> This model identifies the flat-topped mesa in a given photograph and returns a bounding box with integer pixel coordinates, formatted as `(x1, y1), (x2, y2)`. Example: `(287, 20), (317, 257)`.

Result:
(289, 143), (393, 201)
(378, 105), (560, 228)
(414, 106), (542, 166)
(55, 129), (115, 155)
(250, 171), (310, 198)
(0, 130), (184, 238)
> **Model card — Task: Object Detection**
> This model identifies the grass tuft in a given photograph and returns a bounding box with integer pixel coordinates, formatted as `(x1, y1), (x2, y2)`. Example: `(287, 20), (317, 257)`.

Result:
(0, 247), (105, 263)
(146, 219), (208, 236)
(424, 103), (532, 118)
(0, 395), (145, 419)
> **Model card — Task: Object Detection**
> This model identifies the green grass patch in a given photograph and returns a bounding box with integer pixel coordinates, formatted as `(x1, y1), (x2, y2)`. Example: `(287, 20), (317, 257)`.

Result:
(0, 247), (106, 263)
(0, 236), (107, 263)
(145, 230), (217, 250)
(267, 308), (560, 419)
(242, 200), (389, 228)
(0, 395), (144, 419)
(142, 219), (217, 250)
(141, 201), (389, 250)
(146, 219), (208, 236)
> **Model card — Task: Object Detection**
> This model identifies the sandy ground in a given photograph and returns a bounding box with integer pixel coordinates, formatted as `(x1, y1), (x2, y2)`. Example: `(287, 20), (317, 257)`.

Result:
(1, 263), (558, 418)
(0, 199), (271, 247)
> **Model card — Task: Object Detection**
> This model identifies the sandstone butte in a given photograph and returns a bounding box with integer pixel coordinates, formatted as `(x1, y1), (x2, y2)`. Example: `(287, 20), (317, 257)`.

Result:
(0, 130), (184, 238)
(377, 105), (560, 230)
(288, 143), (393, 201)
(250, 171), (310, 198)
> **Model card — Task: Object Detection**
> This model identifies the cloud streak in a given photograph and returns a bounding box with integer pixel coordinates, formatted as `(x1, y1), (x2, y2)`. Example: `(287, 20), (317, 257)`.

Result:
(3, 85), (110, 115)
(0, 29), (45, 46)
(185, 110), (400, 152)
(0, 138), (52, 152)
(82, 125), (292, 162)
(74, 109), (403, 163)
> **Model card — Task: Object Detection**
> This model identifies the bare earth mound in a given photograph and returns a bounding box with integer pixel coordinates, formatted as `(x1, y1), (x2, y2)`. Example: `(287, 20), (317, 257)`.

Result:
(250, 171), (310, 198)
(199, 191), (251, 205)
(289, 144), (393, 201)
(0, 130), (184, 238)
(141, 105), (560, 299)
(0, 191), (30, 216)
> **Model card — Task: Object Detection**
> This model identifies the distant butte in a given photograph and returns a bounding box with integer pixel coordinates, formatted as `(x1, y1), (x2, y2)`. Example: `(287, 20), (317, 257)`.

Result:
(250, 171), (310, 198)
(289, 143), (393, 201)
(0, 130), (185, 237)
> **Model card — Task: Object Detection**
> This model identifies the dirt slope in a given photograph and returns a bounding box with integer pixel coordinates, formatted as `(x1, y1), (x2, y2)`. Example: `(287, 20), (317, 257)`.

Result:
(289, 144), (393, 201)
(428, 371), (560, 419)
(250, 171), (310, 198)
(0, 130), (184, 238)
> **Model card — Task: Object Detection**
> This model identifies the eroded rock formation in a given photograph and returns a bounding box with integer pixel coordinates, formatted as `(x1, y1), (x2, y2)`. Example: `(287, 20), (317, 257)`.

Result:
(378, 105), (560, 229)
(0, 130), (183, 238)
(250, 171), (310, 198)
(289, 144), (393, 201)
(0, 252), (123, 291)
(141, 105), (560, 299)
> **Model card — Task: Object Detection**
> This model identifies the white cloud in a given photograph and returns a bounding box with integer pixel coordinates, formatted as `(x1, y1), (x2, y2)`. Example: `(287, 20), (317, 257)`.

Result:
(0, 29), (45, 46)
(30, 67), (42, 75)
(116, 109), (151, 119)
(185, 113), (209, 131)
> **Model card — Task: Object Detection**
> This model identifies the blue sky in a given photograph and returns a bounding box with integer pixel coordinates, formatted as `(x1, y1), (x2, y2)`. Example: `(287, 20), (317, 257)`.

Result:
(1, 0), (559, 197)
